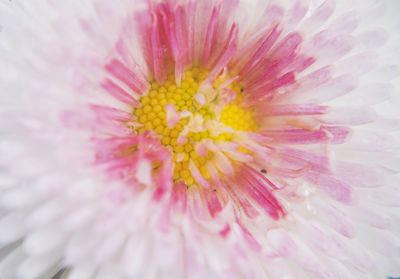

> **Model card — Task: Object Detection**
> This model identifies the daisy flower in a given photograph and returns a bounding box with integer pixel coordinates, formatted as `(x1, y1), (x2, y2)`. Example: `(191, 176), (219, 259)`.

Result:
(1, 0), (400, 278)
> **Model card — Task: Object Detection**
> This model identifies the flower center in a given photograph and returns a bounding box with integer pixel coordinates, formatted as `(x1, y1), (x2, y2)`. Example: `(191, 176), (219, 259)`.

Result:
(133, 66), (258, 186)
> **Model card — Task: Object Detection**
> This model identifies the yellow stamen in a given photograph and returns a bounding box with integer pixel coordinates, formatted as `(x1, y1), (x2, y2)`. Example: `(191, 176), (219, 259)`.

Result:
(133, 66), (258, 186)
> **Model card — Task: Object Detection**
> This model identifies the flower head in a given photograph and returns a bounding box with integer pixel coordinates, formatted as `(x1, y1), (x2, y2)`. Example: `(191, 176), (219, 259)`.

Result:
(1, 0), (400, 278)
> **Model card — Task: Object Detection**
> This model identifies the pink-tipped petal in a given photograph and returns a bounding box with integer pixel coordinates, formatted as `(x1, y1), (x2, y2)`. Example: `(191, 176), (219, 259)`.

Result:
(195, 142), (208, 157)
(212, 152), (234, 176)
(165, 103), (180, 128)
(136, 160), (153, 187)
(205, 162), (222, 188)
(170, 181), (187, 213)
(189, 160), (210, 188)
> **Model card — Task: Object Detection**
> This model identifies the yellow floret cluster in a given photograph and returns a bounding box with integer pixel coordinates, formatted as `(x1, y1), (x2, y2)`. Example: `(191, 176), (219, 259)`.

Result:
(220, 102), (258, 132)
(133, 66), (257, 186)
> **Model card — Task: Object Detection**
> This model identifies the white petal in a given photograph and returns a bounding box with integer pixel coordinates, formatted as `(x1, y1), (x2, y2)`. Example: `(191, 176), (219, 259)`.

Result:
(23, 227), (67, 256)
(122, 234), (149, 276)
(17, 251), (62, 279)
(67, 265), (97, 279)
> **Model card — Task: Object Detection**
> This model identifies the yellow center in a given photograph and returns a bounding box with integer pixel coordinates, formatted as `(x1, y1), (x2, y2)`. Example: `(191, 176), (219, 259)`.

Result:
(133, 66), (258, 185)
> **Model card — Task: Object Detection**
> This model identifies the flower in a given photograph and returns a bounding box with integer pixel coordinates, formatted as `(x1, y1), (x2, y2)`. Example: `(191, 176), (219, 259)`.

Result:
(1, 0), (400, 278)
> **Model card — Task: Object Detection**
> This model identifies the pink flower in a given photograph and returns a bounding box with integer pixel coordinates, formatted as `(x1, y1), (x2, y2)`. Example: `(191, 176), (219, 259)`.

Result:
(1, 0), (400, 278)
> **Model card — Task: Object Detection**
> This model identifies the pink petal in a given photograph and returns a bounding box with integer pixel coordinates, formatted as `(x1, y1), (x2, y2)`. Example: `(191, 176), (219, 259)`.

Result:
(207, 23), (239, 81)
(312, 199), (356, 238)
(285, 1), (309, 27)
(150, 12), (167, 84)
(239, 24), (281, 75)
(201, 6), (219, 66)
(101, 79), (140, 106)
(262, 126), (351, 145)
(202, 190), (222, 217)
(104, 59), (147, 94)
(330, 11), (359, 34)
(335, 162), (391, 188)
(257, 104), (329, 117)
(236, 166), (285, 220)
(89, 105), (133, 122)
(301, 0), (336, 32)
(319, 106), (377, 125)
(305, 172), (353, 204)
(301, 75), (358, 103)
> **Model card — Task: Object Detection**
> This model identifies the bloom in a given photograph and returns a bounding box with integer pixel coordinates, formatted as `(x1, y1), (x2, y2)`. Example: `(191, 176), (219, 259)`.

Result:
(1, 0), (400, 278)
